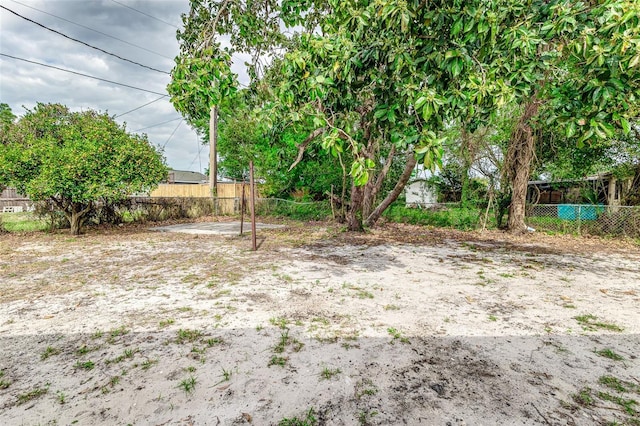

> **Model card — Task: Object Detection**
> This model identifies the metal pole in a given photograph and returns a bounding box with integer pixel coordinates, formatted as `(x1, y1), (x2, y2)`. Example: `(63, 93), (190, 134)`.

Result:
(249, 161), (257, 251)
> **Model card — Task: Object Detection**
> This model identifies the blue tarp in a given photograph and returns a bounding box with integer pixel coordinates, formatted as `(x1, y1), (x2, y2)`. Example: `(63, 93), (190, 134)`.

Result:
(557, 205), (603, 221)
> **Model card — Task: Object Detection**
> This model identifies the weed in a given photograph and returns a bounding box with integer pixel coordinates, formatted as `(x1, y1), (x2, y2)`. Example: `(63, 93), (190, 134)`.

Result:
(356, 290), (374, 299)
(383, 304), (400, 311)
(206, 338), (224, 347)
(387, 327), (410, 344)
(56, 391), (66, 404)
(595, 348), (625, 361)
(0, 370), (11, 389)
(179, 376), (197, 395)
(159, 318), (175, 328)
(185, 366), (197, 373)
(320, 367), (341, 380)
(91, 330), (104, 339)
(41, 346), (60, 360)
(355, 379), (378, 399)
(274, 329), (290, 353)
(598, 391), (638, 416)
(278, 408), (318, 426)
(75, 360), (95, 370)
(176, 329), (203, 344)
(268, 355), (287, 367)
(177, 306), (193, 312)
(256, 324), (264, 332)
(574, 314), (624, 332)
(357, 410), (378, 425)
(599, 376), (628, 393)
(270, 317), (289, 329)
(110, 326), (129, 337)
(573, 387), (594, 406)
(141, 359), (158, 370)
(17, 386), (48, 405)
(488, 315), (498, 321)
(109, 376), (121, 387)
(220, 367), (232, 382)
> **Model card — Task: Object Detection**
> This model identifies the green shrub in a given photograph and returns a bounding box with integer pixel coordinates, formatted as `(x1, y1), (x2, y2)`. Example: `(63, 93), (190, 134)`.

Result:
(383, 203), (492, 230)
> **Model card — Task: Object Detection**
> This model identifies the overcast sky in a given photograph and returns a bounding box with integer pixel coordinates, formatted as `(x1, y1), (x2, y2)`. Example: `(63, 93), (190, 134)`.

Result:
(0, 0), (245, 173)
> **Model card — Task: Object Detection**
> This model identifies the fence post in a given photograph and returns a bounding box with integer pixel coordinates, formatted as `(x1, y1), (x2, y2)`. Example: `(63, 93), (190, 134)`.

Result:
(576, 205), (581, 234)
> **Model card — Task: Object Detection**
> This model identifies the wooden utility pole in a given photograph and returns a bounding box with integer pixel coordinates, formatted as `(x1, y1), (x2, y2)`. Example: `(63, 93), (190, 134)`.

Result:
(209, 105), (218, 195)
(249, 161), (257, 251)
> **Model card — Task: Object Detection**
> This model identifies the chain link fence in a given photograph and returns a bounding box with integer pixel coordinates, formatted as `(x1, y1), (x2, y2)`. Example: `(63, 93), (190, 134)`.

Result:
(526, 204), (640, 237)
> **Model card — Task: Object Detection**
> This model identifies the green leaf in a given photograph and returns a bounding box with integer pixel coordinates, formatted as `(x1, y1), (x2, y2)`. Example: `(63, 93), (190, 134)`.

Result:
(620, 117), (631, 135)
(452, 18), (464, 36)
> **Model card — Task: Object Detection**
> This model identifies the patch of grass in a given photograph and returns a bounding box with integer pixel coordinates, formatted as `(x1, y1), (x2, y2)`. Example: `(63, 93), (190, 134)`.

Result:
(598, 391), (638, 416)
(320, 367), (341, 380)
(41, 346), (60, 360)
(387, 327), (410, 344)
(179, 376), (197, 395)
(220, 367), (232, 382)
(269, 317), (289, 329)
(75, 360), (95, 370)
(0, 370), (11, 389)
(109, 376), (121, 387)
(383, 204), (486, 231)
(574, 314), (624, 332)
(0, 212), (48, 232)
(355, 379), (378, 399)
(176, 329), (203, 344)
(56, 391), (66, 404)
(110, 326), (130, 337)
(383, 304), (400, 311)
(488, 315), (498, 321)
(268, 355), (288, 367)
(91, 330), (104, 339)
(595, 348), (625, 361)
(573, 387), (595, 406)
(357, 409), (379, 425)
(205, 337), (224, 347)
(17, 386), (48, 405)
(159, 318), (175, 328)
(278, 408), (318, 426)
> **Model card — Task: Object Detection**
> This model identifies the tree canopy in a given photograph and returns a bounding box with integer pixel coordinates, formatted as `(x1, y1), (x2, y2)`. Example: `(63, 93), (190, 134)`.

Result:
(171, 0), (640, 232)
(0, 103), (168, 234)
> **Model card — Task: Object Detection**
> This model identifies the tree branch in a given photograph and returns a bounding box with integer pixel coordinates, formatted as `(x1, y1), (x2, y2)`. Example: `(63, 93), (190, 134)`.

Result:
(288, 127), (326, 171)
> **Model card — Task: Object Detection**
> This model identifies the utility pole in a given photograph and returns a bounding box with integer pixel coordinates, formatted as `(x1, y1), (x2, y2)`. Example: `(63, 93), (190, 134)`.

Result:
(209, 104), (218, 195)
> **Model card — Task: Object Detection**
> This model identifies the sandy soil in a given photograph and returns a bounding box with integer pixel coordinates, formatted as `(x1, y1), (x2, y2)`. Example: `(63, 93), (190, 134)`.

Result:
(1, 223), (639, 426)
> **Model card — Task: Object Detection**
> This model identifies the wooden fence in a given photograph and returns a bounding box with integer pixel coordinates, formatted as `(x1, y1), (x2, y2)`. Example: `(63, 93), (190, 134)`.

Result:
(148, 183), (256, 215)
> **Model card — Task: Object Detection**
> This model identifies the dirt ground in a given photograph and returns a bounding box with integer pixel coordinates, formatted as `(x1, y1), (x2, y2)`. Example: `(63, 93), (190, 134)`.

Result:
(1, 221), (639, 426)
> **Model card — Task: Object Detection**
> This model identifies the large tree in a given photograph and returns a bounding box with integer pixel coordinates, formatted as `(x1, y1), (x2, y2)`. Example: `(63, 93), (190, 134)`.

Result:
(171, 0), (639, 232)
(0, 103), (167, 235)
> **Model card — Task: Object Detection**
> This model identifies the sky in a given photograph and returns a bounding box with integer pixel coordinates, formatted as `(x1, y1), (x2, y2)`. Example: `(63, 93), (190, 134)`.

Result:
(0, 0), (246, 173)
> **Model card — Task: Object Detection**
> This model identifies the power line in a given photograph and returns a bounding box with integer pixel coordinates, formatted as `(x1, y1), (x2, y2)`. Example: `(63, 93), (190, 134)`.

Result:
(162, 120), (183, 148)
(9, 0), (174, 61)
(110, 0), (179, 29)
(1, 5), (169, 74)
(0, 53), (167, 96)
(114, 95), (167, 118)
(133, 117), (182, 132)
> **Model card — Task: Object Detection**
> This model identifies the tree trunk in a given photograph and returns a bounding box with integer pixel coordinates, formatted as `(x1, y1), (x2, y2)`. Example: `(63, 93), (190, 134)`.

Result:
(346, 184), (364, 231)
(365, 151), (417, 228)
(64, 202), (92, 235)
(69, 212), (84, 236)
(506, 100), (540, 234)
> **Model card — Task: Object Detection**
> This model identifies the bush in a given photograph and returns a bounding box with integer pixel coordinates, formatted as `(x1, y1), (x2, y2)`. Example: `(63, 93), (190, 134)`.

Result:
(383, 203), (492, 230)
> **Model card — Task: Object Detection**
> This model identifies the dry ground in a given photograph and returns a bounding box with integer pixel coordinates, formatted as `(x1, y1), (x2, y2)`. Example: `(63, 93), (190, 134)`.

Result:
(1, 221), (639, 426)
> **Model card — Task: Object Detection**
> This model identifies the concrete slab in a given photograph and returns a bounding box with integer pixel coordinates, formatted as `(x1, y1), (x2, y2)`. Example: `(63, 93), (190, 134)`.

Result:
(150, 221), (285, 235)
